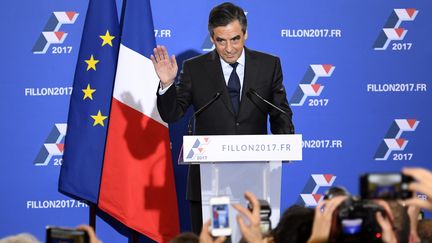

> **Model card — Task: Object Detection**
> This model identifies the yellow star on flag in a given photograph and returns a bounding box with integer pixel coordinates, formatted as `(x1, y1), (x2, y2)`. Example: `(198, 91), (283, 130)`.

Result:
(91, 110), (108, 127)
(82, 84), (96, 100)
(85, 55), (99, 71)
(100, 30), (115, 47)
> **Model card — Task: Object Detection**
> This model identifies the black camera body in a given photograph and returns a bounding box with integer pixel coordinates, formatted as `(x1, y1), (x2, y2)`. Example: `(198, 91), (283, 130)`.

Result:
(331, 197), (386, 243)
(46, 226), (89, 243)
(248, 199), (272, 234)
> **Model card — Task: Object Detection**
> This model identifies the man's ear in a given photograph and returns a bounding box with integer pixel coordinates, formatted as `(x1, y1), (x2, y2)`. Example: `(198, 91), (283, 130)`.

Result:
(244, 31), (248, 40)
(210, 35), (215, 44)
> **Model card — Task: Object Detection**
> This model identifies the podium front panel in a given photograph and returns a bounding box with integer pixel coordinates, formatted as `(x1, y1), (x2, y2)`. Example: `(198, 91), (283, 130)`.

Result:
(200, 161), (282, 243)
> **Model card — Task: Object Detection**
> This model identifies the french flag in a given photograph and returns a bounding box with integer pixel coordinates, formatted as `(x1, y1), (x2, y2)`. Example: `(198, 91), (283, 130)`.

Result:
(59, 0), (180, 241)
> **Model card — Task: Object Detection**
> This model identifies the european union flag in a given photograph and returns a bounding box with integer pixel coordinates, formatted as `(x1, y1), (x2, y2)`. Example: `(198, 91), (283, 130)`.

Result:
(59, 0), (180, 240)
(59, 0), (120, 204)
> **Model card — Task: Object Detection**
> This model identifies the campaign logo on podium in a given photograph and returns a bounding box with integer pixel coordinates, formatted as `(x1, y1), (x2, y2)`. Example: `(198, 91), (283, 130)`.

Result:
(186, 137), (211, 160)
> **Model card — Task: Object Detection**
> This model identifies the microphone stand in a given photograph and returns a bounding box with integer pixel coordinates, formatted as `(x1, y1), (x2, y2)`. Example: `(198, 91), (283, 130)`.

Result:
(247, 88), (295, 134)
(187, 92), (221, 135)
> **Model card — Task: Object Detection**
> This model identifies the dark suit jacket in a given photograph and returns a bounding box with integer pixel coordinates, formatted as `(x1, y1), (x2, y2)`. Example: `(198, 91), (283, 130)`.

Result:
(157, 47), (294, 201)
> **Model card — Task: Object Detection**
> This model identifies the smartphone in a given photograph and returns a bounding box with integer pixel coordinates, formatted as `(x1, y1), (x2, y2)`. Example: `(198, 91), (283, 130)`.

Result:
(360, 173), (413, 199)
(46, 226), (89, 243)
(210, 196), (232, 236)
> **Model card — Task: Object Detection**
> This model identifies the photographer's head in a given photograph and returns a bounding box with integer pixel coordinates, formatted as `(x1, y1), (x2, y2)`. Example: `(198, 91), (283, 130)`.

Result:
(271, 205), (314, 243)
(324, 186), (350, 200)
(385, 201), (410, 243)
(308, 196), (399, 243)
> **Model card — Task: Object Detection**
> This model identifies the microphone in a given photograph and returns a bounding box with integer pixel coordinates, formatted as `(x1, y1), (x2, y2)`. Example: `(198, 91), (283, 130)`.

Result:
(247, 88), (295, 134)
(187, 92), (222, 135)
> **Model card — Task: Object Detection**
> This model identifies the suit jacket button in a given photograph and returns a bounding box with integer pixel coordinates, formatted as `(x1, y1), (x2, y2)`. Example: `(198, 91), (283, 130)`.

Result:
(236, 122), (240, 126)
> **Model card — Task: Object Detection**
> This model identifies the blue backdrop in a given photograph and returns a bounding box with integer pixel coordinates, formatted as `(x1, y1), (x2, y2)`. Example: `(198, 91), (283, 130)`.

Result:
(1, 0), (431, 242)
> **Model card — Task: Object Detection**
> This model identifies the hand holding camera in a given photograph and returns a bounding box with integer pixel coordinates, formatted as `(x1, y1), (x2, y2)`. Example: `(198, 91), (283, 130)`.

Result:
(232, 191), (263, 242)
(46, 224), (101, 243)
(402, 167), (432, 211)
(307, 196), (347, 243)
(199, 220), (227, 243)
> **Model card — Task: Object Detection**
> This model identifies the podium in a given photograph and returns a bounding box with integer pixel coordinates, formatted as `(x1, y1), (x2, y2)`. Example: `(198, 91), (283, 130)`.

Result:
(182, 134), (302, 242)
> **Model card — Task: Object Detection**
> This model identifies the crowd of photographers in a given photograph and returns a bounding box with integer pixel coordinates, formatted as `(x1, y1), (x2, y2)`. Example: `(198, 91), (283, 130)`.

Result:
(1, 167), (431, 243)
(191, 167), (432, 243)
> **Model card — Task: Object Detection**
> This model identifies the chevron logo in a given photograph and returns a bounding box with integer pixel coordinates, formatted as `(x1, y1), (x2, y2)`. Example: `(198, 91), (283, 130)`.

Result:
(373, 8), (418, 50)
(296, 174), (336, 207)
(290, 64), (335, 106)
(33, 11), (79, 54)
(34, 123), (67, 166)
(186, 137), (210, 160)
(374, 119), (419, 160)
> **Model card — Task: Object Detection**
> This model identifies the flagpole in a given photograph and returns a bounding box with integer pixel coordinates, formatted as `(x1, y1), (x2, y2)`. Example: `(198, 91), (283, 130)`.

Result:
(89, 203), (97, 230)
(130, 229), (139, 243)
(87, 0), (125, 236)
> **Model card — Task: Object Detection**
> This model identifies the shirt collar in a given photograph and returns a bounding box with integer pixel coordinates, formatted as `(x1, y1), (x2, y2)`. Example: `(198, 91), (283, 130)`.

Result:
(220, 48), (245, 69)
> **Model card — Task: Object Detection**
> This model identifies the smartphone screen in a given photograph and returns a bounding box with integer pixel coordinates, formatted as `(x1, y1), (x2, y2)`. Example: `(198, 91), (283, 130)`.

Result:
(46, 227), (89, 243)
(360, 173), (413, 199)
(212, 204), (229, 229)
(210, 196), (232, 236)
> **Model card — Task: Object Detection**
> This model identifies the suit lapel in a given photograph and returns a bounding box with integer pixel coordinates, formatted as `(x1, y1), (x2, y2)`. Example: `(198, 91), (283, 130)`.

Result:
(239, 48), (259, 114)
(205, 50), (235, 115)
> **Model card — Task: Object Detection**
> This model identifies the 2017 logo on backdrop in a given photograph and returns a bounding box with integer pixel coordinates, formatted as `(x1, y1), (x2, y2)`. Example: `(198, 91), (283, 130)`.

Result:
(33, 11), (79, 54)
(34, 123), (67, 166)
(374, 119), (419, 161)
(373, 8), (418, 51)
(186, 137), (210, 160)
(296, 174), (336, 207)
(290, 64), (335, 106)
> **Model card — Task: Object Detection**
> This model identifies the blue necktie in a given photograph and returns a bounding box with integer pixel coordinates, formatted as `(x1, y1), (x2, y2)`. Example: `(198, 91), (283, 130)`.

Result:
(227, 62), (240, 114)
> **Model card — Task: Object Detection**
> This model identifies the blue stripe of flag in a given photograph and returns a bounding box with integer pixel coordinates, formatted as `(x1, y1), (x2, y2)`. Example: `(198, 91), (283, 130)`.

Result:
(121, 0), (156, 58)
(59, 0), (120, 204)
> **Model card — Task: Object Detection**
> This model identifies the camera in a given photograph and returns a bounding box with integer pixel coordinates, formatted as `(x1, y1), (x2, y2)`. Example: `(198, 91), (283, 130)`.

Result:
(248, 199), (272, 234)
(46, 226), (89, 243)
(331, 196), (387, 243)
(360, 173), (413, 199)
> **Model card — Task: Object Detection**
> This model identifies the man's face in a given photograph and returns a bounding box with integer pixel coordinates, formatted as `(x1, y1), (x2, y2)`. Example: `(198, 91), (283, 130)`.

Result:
(211, 20), (247, 64)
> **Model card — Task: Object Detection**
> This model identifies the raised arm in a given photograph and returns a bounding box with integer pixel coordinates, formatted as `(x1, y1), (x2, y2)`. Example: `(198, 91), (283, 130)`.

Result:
(150, 45), (178, 88)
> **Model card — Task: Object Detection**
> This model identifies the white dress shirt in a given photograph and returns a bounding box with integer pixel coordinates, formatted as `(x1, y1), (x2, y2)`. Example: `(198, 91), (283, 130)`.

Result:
(159, 48), (246, 97)
(220, 49), (245, 100)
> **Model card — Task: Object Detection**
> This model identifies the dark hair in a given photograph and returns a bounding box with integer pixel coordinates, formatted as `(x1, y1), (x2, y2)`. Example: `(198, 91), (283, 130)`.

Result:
(169, 232), (199, 243)
(271, 205), (314, 243)
(418, 219), (432, 243)
(324, 186), (350, 200)
(208, 2), (247, 36)
(386, 201), (410, 243)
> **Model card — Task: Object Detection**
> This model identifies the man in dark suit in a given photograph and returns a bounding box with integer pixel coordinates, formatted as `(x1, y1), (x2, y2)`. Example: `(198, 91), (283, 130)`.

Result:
(151, 2), (294, 234)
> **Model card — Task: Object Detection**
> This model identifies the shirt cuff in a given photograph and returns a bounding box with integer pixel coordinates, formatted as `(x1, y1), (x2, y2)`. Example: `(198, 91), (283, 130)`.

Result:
(158, 82), (174, 95)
